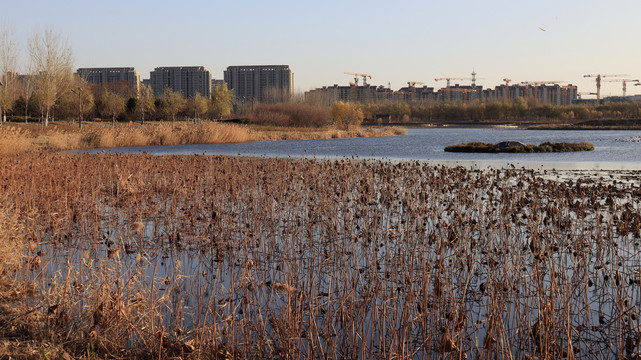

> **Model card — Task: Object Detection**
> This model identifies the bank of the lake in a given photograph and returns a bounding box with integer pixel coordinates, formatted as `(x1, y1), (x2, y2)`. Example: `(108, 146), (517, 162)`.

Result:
(0, 121), (406, 155)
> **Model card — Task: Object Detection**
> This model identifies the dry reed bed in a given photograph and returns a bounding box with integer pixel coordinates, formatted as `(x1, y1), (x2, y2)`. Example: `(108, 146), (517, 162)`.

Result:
(0, 123), (405, 154)
(1, 154), (641, 358)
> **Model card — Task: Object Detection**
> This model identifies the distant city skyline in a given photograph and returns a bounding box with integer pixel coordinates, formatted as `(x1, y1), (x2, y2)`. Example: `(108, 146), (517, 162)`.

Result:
(3, 0), (641, 97)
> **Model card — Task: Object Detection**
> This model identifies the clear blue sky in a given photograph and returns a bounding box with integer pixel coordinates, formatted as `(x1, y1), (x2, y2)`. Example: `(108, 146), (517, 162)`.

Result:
(3, 0), (641, 96)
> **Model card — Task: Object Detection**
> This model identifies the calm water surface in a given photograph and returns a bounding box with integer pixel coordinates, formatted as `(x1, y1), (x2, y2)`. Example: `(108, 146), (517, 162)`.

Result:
(85, 128), (641, 170)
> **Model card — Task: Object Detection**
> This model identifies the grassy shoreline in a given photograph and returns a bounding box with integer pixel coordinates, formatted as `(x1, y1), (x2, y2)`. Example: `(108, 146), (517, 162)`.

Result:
(0, 121), (406, 155)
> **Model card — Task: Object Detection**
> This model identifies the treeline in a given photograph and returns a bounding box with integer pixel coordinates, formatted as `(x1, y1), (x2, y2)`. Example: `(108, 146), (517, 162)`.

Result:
(0, 28), (238, 127)
(2, 79), (236, 127)
(359, 98), (641, 123)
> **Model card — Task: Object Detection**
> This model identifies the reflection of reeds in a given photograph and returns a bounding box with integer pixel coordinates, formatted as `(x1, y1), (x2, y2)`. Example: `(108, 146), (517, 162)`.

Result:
(2, 153), (641, 358)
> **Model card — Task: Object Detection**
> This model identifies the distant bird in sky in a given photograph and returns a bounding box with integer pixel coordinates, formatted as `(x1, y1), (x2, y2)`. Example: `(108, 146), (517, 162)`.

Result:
(538, 27), (546, 32)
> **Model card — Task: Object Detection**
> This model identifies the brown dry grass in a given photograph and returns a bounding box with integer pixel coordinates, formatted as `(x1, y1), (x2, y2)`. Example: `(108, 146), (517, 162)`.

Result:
(0, 127), (32, 155)
(0, 121), (406, 155)
(254, 124), (406, 141)
(249, 102), (332, 127)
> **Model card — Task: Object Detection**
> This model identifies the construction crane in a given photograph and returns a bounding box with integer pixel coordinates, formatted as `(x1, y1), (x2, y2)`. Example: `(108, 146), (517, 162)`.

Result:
(519, 81), (561, 100)
(583, 74), (627, 103)
(577, 92), (598, 100)
(344, 72), (372, 87)
(502, 78), (512, 102)
(435, 75), (484, 88)
(602, 79), (640, 97)
(446, 88), (478, 102)
(407, 81), (425, 102)
(559, 85), (578, 105)
(435, 77), (474, 88)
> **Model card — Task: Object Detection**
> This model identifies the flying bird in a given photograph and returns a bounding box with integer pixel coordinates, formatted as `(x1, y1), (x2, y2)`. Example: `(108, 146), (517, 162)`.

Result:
(538, 27), (546, 32)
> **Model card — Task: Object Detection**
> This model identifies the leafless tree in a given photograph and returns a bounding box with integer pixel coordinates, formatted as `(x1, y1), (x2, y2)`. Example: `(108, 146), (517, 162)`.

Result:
(67, 74), (94, 126)
(101, 90), (125, 128)
(28, 28), (73, 126)
(263, 86), (292, 104)
(137, 83), (155, 125)
(164, 88), (185, 128)
(189, 92), (208, 123)
(21, 60), (35, 123)
(0, 26), (19, 124)
(210, 83), (233, 119)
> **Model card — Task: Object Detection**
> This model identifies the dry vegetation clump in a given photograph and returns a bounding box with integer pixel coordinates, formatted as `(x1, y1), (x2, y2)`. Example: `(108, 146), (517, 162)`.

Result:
(78, 122), (259, 148)
(249, 103), (333, 127)
(256, 125), (406, 141)
(5, 153), (641, 358)
(445, 141), (595, 153)
(0, 127), (33, 154)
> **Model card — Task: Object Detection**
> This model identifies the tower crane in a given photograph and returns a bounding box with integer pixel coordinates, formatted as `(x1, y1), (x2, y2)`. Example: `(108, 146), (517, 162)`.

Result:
(559, 85), (578, 105)
(502, 78), (512, 102)
(435, 77), (473, 88)
(577, 92), (597, 100)
(602, 79), (640, 97)
(435, 76), (485, 88)
(583, 74), (627, 103)
(446, 88), (478, 102)
(344, 72), (372, 87)
(407, 81), (425, 102)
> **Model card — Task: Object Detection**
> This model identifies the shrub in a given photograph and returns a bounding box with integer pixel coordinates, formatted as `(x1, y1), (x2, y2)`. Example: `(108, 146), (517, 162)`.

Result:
(331, 101), (364, 130)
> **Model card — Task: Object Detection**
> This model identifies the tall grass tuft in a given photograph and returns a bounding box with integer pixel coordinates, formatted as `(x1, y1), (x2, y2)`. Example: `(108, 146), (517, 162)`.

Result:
(0, 127), (32, 154)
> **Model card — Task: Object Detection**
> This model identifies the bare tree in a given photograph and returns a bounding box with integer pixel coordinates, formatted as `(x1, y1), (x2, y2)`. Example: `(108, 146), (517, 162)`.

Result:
(68, 74), (94, 127)
(263, 86), (292, 104)
(101, 90), (125, 128)
(28, 28), (73, 126)
(21, 62), (35, 123)
(137, 83), (155, 125)
(211, 83), (233, 119)
(190, 92), (208, 123)
(0, 26), (18, 124)
(164, 88), (185, 128)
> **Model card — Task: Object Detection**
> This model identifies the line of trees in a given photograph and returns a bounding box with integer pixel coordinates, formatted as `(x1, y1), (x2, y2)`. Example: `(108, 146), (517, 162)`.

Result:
(358, 98), (641, 123)
(0, 27), (235, 127)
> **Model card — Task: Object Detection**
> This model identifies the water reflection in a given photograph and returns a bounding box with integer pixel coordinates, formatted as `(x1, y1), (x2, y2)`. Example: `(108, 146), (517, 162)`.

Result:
(80, 128), (641, 170)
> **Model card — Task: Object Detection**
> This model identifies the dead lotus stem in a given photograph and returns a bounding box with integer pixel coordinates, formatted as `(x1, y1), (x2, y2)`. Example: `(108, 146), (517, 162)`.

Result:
(1, 154), (641, 357)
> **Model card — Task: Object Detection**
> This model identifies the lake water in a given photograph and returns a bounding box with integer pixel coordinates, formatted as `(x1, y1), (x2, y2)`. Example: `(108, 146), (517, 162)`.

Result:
(84, 128), (641, 170)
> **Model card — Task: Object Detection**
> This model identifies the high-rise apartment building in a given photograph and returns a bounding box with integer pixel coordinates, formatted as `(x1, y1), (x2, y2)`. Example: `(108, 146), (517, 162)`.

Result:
(224, 65), (293, 103)
(76, 67), (140, 95)
(149, 66), (211, 98)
